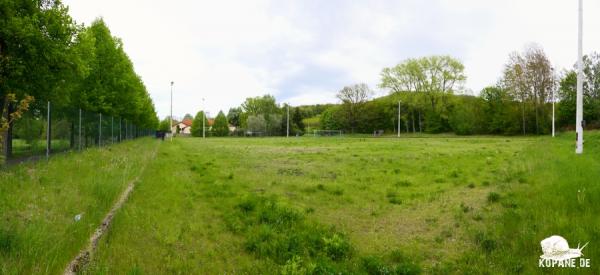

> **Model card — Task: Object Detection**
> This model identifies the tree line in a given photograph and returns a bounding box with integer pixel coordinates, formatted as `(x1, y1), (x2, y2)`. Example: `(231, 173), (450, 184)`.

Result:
(174, 45), (598, 138)
(1, 0), (159, 142)
(319, 46), (600, 135)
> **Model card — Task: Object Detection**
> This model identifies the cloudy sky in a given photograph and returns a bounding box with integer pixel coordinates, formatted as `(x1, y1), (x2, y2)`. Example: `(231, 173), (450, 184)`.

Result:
(63, 0), (600, 119)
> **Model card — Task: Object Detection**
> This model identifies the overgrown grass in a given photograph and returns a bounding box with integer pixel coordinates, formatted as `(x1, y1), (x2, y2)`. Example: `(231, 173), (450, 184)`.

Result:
(0, 138), (157, 274)
(448, 132), (600, 274)
(85, 134), (536, 273)
(3, 133), (600, 274)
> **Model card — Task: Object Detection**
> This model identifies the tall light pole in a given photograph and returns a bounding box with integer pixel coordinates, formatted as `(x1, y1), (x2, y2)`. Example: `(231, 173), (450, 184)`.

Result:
(202, 98), (206, 139)
(552, 68), (556, 138)
(397, 101), (401, 138)
(286, 104), (290, 138)
(170, 81), (174, 142)
(576, 0), (584, 154)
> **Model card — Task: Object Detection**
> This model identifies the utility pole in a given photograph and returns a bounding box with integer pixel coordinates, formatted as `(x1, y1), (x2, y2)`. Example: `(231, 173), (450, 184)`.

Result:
(286, 104), (290, 138)
(170, 81), (174, 142)
(202, 98), (205, 139)
(576, 0), (584, 154)
(397, 101), (401, 138)
(552, 68), (556, 138)
(552, 85), (556, 138)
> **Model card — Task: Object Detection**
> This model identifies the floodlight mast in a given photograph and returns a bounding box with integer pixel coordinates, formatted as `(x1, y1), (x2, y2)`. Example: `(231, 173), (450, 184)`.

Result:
(170, 81), (174, 142)
(576, 0), (584, 154)
(552, 68), (555, 138)
(397, 101), (401, 138)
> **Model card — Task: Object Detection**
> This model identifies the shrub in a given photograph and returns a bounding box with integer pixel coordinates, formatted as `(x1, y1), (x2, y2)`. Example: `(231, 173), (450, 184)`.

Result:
(230, 195), (353, 266)
(487, 192), (501, 203)
(323, 233), (351, 260)
(361, 252), (421, 275)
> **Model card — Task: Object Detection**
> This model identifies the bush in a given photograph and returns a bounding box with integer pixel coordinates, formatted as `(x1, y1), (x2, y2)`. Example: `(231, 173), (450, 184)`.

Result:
(361, 252), (421, 275)
(323, 233), (351, 260)
(487, 192), (501, 203)
(229, 195), (353, 266)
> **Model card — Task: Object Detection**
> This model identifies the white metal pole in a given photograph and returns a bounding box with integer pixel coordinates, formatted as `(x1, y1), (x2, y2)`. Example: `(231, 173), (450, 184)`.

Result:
(552, 83), (555, 138)
(170, 81), (174, 142)
(397, 101), (401, 138)
(576, 0), (584, 154)
(202, 98), (205, 139)
(286, 104), (290, 138)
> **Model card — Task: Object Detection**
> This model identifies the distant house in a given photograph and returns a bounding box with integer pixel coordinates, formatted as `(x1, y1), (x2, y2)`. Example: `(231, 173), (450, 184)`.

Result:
(171, 119), (193, 135)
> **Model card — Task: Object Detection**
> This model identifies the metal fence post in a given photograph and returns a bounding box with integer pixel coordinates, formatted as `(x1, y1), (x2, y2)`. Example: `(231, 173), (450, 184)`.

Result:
(79, 109), (82, 151)
(46, 101), (51, 160)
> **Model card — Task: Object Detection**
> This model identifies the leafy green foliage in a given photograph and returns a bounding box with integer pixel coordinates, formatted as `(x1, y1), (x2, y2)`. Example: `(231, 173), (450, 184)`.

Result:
(191, 111), (208, 137)
(158, 117), (172, 132)
(0, 3), (158, 134)
(212, 111), (229, 136)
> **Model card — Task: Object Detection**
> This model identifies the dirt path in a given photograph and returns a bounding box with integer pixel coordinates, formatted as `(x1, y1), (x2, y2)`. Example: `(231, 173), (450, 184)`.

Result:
(64, 144), (159, 275)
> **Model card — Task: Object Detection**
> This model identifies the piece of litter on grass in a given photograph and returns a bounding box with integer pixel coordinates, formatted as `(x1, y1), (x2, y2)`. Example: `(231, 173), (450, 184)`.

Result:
(74, 213), (82, 222)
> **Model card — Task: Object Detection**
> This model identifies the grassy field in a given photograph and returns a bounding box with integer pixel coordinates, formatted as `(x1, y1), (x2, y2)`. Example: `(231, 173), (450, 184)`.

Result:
(1, 133), (599, 274)
(0, 139), (158, 274)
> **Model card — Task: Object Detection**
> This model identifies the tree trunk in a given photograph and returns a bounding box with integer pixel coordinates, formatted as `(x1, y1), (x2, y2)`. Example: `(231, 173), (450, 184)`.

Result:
(412, 111), (416, 133)
(418, 110), (422, 133)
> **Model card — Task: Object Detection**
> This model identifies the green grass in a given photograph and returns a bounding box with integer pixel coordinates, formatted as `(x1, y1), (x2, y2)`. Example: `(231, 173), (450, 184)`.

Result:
(86, 135), (530, 273)
(11, 139), (71, 158)
(2, 133), (600, 274)
(0, 138), (158, 274)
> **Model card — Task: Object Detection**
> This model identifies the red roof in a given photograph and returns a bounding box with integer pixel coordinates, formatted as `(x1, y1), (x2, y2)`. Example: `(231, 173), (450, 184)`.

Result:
(182, 118), (193, 127)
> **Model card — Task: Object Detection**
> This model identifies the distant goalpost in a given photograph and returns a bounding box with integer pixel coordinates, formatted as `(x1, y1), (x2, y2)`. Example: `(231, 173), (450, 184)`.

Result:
(313, 130), (343, 137)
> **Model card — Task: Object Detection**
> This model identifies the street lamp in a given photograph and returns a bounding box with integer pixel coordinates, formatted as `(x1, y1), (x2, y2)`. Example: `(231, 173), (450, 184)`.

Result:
(170, 81), (174, 142)
(397, 100), (401, 138)
(551, 68), (556, 138)
(286, 103), (290, 138)
(576, 0), (584, 153)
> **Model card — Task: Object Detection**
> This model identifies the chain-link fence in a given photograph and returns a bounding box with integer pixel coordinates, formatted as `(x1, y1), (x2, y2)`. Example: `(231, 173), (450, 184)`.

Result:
(4, 101), (154, 164)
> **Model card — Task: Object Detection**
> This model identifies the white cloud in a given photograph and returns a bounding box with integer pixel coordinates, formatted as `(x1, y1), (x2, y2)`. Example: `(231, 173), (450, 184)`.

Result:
(63, 0), (600, 118)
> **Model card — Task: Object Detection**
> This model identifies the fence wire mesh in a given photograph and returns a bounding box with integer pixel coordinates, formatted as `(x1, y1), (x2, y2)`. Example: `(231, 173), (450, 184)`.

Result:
(4, 102), (154, 164)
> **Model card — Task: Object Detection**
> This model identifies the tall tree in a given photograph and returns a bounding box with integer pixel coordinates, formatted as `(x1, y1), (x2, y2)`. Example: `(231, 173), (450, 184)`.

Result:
(502, 46), (555, 134)
(379, 55), (466, 112)
(336, 83), (373, 133)
(0, 0), (77, 105)
(241, 95), (281, 135)
(191, 111), (208, 137)
(212, 111), (229, 136)
(557, 71), (577, 127)
(292, 107), (305, 133)
(227, 107), (242, 127)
